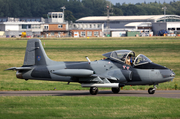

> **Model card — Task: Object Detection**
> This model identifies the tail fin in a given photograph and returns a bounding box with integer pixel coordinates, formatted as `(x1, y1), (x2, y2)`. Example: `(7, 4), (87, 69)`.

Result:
(23, 39), (54, 66)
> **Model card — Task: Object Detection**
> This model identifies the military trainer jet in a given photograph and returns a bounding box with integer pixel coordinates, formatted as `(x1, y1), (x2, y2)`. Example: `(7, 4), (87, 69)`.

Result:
(6, 39), (175, 95)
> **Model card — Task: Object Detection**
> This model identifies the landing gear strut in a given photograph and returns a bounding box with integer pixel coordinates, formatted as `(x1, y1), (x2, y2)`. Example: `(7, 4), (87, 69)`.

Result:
(148, 85), (157, 94)
(90, 87), (98, 95)
(111, 87), (120, 94)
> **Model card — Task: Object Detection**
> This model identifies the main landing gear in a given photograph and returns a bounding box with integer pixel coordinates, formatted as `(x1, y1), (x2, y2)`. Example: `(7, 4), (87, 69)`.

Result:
(148, 85), (157, 94)
(90, 87), (98, 95)
(89, 87), (120, 95)
(111, 87), (120, 94)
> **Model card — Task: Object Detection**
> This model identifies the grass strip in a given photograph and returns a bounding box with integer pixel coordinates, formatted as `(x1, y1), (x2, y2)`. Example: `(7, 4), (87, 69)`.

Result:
(0, 96), (180, 119)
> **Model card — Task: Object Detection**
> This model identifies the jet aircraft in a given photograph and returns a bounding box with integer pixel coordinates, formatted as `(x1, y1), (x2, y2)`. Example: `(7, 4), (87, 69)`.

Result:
(6, 39), (175, 95)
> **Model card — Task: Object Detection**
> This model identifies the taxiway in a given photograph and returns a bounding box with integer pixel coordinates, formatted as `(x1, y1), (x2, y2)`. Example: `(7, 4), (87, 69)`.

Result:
(0, 90), (180, 98)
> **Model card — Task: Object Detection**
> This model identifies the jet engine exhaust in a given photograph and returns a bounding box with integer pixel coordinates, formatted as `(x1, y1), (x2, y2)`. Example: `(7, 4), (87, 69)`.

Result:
(16, 71), (23, 79)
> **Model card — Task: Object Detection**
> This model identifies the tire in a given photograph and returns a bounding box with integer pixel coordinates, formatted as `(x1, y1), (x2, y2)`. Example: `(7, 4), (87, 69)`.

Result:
(148, 88), (155, 94)
(90, 87), (98, 95)
(111, 87), (120, 94)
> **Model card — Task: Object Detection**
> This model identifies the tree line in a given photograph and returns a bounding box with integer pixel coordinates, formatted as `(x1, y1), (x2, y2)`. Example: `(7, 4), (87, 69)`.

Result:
(0, 0), (180, 22)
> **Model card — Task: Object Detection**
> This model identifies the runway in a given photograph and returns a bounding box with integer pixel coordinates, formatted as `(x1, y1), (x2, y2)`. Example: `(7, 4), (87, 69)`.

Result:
(0, 90), (180, 98)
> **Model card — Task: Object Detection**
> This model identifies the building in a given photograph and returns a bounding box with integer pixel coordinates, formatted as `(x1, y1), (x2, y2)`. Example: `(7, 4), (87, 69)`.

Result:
(152, 22), (180, 35)
(0, 12), (70, 37)
(1, 14), (180, 37)
(69, 23), (104, 37)
(41, 12), (69, 37)
(0, 17), (44, 36)
(76, 15), (180, 28)
(124, 22), (152, 30)
(76, 15), (180, 35)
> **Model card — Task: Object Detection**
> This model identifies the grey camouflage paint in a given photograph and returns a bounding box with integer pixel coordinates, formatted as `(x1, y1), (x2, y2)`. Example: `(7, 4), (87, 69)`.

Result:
(7, 39), (175, 90)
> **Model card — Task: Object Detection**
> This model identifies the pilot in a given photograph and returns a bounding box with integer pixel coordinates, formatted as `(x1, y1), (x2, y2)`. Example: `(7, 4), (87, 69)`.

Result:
(126, 54), (133, 66)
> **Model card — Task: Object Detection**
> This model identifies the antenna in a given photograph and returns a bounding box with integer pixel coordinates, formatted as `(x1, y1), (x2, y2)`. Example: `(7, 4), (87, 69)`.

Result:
(105, 4), (113, 35)
(61, 6), (66, 22)
(162, 6), (167, 22)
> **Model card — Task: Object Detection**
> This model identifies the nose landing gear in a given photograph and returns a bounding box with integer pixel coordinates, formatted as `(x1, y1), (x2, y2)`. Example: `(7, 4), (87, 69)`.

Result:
(148, 84), (157, 94)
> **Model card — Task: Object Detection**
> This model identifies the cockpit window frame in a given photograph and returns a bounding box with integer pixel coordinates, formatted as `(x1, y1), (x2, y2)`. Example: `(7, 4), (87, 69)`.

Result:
(110, 51), (124, 63)
(124, 52), (135, 63)
(110, 50), (135, 63)
(133, 54), (152, 66)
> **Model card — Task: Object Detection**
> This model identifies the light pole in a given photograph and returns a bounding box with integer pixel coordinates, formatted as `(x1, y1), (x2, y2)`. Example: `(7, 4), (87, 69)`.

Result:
(162, 6), (167, 22)
(107, 5), (110, 32)
(106, 5), (113, 36)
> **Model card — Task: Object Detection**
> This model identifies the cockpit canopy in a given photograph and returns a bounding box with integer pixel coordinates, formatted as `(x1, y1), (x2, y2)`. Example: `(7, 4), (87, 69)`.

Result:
(103, 50), (152, 66)
(103, 50), (135, 62)
(134, 54), (152, 65)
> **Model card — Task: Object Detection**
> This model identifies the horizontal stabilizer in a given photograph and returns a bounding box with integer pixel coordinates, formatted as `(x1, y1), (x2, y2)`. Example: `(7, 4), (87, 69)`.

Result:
(52, 69), (94, 77)
(5, 67), (32, 71)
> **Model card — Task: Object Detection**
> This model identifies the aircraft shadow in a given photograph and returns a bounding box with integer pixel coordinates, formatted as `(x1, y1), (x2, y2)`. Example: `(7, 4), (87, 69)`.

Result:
(53, 91), (147, 96)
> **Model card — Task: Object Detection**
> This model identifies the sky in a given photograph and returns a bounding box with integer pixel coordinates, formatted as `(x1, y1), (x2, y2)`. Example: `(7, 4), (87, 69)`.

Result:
(109, 0), (179, 4)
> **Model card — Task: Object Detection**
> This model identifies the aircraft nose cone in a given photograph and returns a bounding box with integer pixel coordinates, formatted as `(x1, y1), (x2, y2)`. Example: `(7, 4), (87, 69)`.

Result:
(160, 69), (175, 78)
(170, 70), (175, 77)
(159, 69), (175, 82)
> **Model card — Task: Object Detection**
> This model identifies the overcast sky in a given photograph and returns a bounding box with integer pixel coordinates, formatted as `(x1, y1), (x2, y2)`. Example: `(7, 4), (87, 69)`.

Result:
(109, 0), (179, 4)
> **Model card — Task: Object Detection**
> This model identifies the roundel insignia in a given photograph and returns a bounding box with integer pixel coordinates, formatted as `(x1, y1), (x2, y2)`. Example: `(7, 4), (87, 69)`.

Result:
(123, 65), (126, 69)
(37, 56), (41, 61)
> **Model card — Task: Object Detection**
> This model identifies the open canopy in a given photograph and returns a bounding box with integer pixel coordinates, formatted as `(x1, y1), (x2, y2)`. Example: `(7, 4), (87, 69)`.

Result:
(103, 50), (152, 66)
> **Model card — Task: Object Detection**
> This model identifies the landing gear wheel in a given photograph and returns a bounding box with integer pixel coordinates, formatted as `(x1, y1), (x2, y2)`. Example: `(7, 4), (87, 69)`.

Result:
(148, 88), (155, 94)
(90, 87), (98, 95)
(111, 87), (120, 94)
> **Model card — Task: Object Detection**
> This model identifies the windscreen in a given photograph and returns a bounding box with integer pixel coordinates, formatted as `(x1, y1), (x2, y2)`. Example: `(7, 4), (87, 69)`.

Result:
(134, 54), (152, 65)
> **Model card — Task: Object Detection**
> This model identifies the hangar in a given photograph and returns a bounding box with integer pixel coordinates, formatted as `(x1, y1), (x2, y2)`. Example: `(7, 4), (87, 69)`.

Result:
(76, 15), (180, 35)
(76, 15), (180, 28)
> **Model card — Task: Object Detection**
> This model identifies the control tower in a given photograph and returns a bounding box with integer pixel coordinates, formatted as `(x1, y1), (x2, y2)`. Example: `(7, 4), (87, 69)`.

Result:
(47, 12), (64, 23)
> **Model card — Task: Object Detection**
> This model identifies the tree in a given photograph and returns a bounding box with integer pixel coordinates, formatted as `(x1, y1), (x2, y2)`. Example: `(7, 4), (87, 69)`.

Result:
(64, 10), (76, 22)
(113, 8), (123, 16)
(0, 0), (180, 19)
